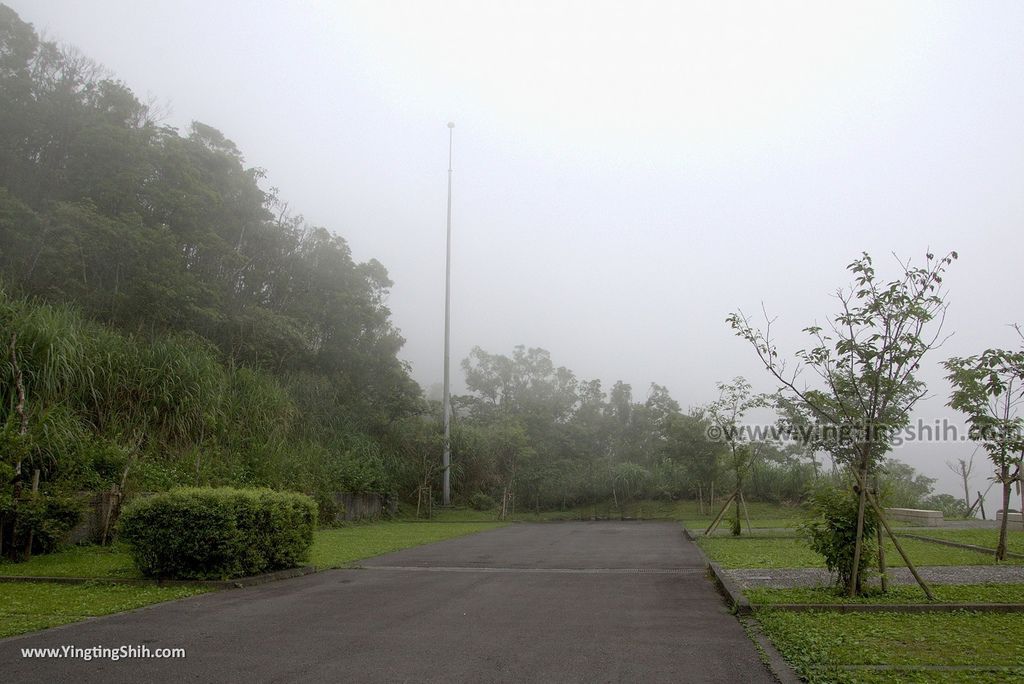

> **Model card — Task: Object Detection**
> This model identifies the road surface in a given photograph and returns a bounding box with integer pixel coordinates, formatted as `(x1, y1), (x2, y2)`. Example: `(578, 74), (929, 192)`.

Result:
(0, 522), (777, 683)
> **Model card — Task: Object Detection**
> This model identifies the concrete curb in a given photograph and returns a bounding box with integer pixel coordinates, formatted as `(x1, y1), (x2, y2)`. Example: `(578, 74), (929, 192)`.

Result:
(757, 602), (1024, 613)
(682, 527), (800, 684)
(684, 527), (752, 615)
(740, 616), (804, 684)
(0, 564), (317, 589)
(899, 533), (1024, 560)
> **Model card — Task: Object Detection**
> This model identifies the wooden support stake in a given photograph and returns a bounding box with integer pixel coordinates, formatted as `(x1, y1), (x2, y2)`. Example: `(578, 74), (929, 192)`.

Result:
(870, 493), (934, 600)
(874, 476), (888, 592)
(704, 490), (737, 536)
(854, 470), (933, 600)
(739, 490), (753, 534)
(876, 523), (888, 592)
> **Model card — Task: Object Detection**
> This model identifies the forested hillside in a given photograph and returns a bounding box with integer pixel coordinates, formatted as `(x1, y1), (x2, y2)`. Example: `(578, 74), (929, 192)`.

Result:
(0, 6), (418, 427)
(0, 5), (422, 523)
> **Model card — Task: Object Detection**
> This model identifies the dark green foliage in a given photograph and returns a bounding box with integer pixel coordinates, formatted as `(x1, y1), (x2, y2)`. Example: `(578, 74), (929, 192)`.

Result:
(922, 493), (969, 518)
(878, 459), (935, 508)
(0, 494), (81, 558)
(799, 485), (877, 592)
(0, 5), (428, 542)
(469, 492), (495, 511)
(118, 487), (316, 579)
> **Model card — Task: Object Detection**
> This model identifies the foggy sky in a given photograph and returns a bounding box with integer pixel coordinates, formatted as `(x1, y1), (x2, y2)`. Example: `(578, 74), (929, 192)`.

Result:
(12, 1), (1024, 503)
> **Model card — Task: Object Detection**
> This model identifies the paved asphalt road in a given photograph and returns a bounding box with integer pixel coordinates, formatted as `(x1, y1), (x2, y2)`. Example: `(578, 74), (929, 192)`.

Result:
(0, 522), (777, 683)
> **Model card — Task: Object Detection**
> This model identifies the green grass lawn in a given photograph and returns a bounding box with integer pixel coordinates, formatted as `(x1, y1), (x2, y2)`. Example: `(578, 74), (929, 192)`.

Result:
(0, 521), (504, 640)
(310, 521), (506, 568)
(702, 528), (801, 538)
(904, 528), (1024, 555)
(399, 506), (509, 522)
(0, 521), (507, 578)
(757, 610), (1024, 683)
(0, 582), (209, 639)
(404, 499), (806, 525)
(698, 535), (1024, 569)
(748, 583), (1024, 606)
(0, 544), (140, 579)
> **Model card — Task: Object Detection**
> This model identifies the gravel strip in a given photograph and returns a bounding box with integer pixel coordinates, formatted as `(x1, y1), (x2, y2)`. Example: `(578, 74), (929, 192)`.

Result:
(728, 565), (1024, 589)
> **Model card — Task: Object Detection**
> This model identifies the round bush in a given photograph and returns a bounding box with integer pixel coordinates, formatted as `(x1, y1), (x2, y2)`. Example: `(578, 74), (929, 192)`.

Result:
(119, 487), (317, 580)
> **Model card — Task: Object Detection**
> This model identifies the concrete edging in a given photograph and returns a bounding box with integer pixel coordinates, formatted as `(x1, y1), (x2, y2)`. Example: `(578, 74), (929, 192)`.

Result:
(683, 526), (752, 615)
(0, 564), (318, 589)
(682, 526), (799, 684)
(899, 532), (1024, 560)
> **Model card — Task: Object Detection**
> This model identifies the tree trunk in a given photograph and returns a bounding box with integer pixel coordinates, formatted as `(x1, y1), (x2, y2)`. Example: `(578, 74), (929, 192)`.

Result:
(732, 491), (742, 536)
(848, 460), (869, 596)
(1018, 456), (1023, 530)
(23, 469), (40, 561)
(997, 466), (1011, 561)
(10, 333), (29, 479)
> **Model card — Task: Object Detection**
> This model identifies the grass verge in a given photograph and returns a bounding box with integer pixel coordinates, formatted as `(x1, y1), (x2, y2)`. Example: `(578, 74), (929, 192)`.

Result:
(0, 544), (140, 579)
(757, 610), (1024, 683)
(0, 521), (508, 577)
(748, 583), (1024, 606)
(0, 582), (209, 639)
(401, 499), (805, 525)
(698, 536), (1024, 569)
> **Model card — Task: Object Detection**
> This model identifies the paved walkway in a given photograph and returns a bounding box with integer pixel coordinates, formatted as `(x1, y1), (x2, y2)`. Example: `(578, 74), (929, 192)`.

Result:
(729, 564), (1024, 589)
(0, 523), (777, 683)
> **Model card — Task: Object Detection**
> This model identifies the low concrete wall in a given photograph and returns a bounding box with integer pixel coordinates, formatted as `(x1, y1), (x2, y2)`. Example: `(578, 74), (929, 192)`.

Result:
(996, 511), (1024, 529)
(886, 508), (943, 527)
(67, 488), (122, 545)
(328, 492), (397, 522)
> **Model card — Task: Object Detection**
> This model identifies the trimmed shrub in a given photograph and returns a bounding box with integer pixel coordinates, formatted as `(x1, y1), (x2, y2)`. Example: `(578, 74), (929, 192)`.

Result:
(119, 487), (317, 579)
(799, 484), (877, 593)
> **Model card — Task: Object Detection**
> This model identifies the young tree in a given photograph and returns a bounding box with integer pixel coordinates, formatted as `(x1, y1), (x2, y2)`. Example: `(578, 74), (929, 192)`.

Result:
(945, 349), (1024, 560)
(702, 377), (771, 536)
(727, 251), (956, 596)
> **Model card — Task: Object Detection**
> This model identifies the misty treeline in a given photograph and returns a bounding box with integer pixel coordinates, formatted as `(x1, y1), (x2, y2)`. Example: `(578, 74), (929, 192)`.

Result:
(0, 5), (945, 535)
(444, 346), (948, 517)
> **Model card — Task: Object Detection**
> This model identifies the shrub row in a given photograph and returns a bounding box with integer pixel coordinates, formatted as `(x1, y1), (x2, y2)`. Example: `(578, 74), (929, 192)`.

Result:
(119, 487), (317, 580)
